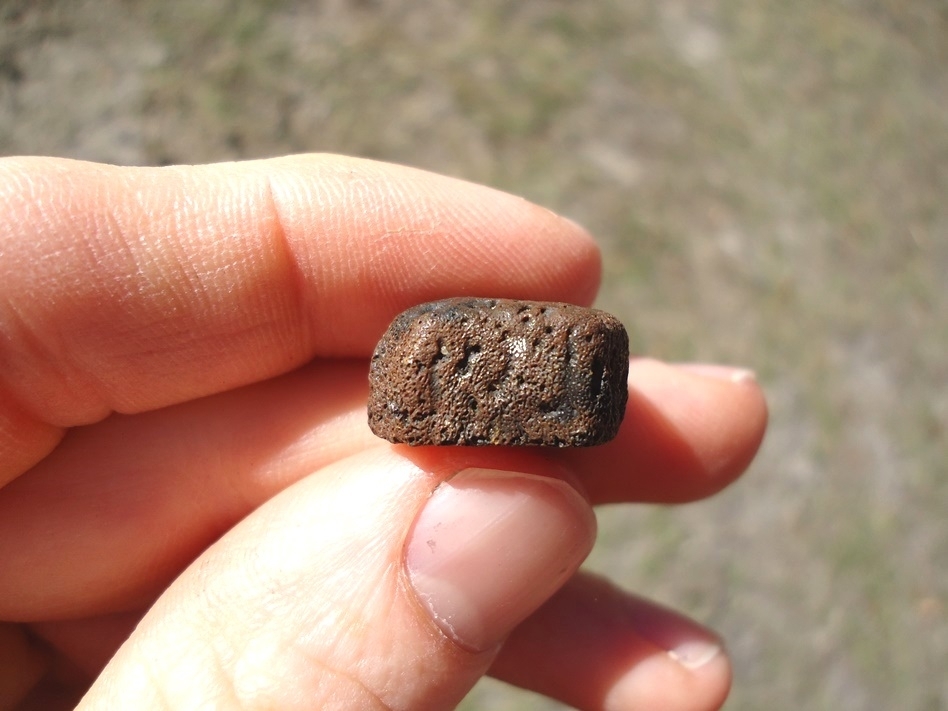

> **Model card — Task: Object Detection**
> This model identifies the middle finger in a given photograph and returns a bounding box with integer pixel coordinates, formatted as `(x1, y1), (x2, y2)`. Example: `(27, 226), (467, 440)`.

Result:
(0, 358), (764, 620)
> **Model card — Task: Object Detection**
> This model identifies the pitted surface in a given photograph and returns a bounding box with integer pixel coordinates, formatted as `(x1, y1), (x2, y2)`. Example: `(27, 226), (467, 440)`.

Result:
(368, 298), (629, 446)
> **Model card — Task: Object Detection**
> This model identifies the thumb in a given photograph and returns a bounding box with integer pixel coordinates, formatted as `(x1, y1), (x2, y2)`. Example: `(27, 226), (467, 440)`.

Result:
(79, 448), (596, 710)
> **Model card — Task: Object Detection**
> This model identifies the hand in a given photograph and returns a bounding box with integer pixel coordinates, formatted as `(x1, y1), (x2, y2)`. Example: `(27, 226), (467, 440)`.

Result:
(0, 155), (767, 710)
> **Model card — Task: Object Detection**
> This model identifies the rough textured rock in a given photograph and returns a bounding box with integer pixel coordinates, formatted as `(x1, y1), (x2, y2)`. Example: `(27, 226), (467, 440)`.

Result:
(368, 297), (629, 446)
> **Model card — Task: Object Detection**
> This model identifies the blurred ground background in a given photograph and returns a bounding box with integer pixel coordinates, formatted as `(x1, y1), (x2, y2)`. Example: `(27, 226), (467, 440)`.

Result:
(2, 0), (946, 708)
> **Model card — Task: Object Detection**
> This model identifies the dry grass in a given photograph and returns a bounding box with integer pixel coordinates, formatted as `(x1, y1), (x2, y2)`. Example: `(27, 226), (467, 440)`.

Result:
(2, 0), (946, 708)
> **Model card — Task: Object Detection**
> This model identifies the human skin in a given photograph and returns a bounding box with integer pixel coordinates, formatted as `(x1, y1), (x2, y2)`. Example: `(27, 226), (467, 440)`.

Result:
(0, 155), (767, 710)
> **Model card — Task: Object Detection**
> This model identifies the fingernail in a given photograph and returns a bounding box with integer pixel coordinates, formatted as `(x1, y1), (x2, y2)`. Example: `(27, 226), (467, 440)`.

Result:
(667, 640), (722, 669)
(609, 586), (725, 670)
(606, 637), (726, 710)
(406, 468), (596, 653)
(637, 616), (723, 670)
(677, 363), (757, 384)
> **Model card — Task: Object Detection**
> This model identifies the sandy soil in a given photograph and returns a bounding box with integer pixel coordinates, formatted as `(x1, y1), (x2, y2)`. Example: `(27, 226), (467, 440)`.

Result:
(2, 1), (946, 708)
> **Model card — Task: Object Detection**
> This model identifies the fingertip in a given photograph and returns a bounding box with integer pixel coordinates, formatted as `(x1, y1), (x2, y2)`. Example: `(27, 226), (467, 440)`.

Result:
(405, 467), (596, 653)
(603, 642), (732, 711)
(665, 361), (769, 492)
(266, 154), (604, 322)
(627, 358), (768, 500)
(544, 212), (602, 307)
(570, 358), (768, 504)
(490, 574), (732, 711)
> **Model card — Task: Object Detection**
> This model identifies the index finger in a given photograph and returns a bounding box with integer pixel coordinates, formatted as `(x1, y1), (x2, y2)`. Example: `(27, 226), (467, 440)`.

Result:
(0, 155), (600, 480)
